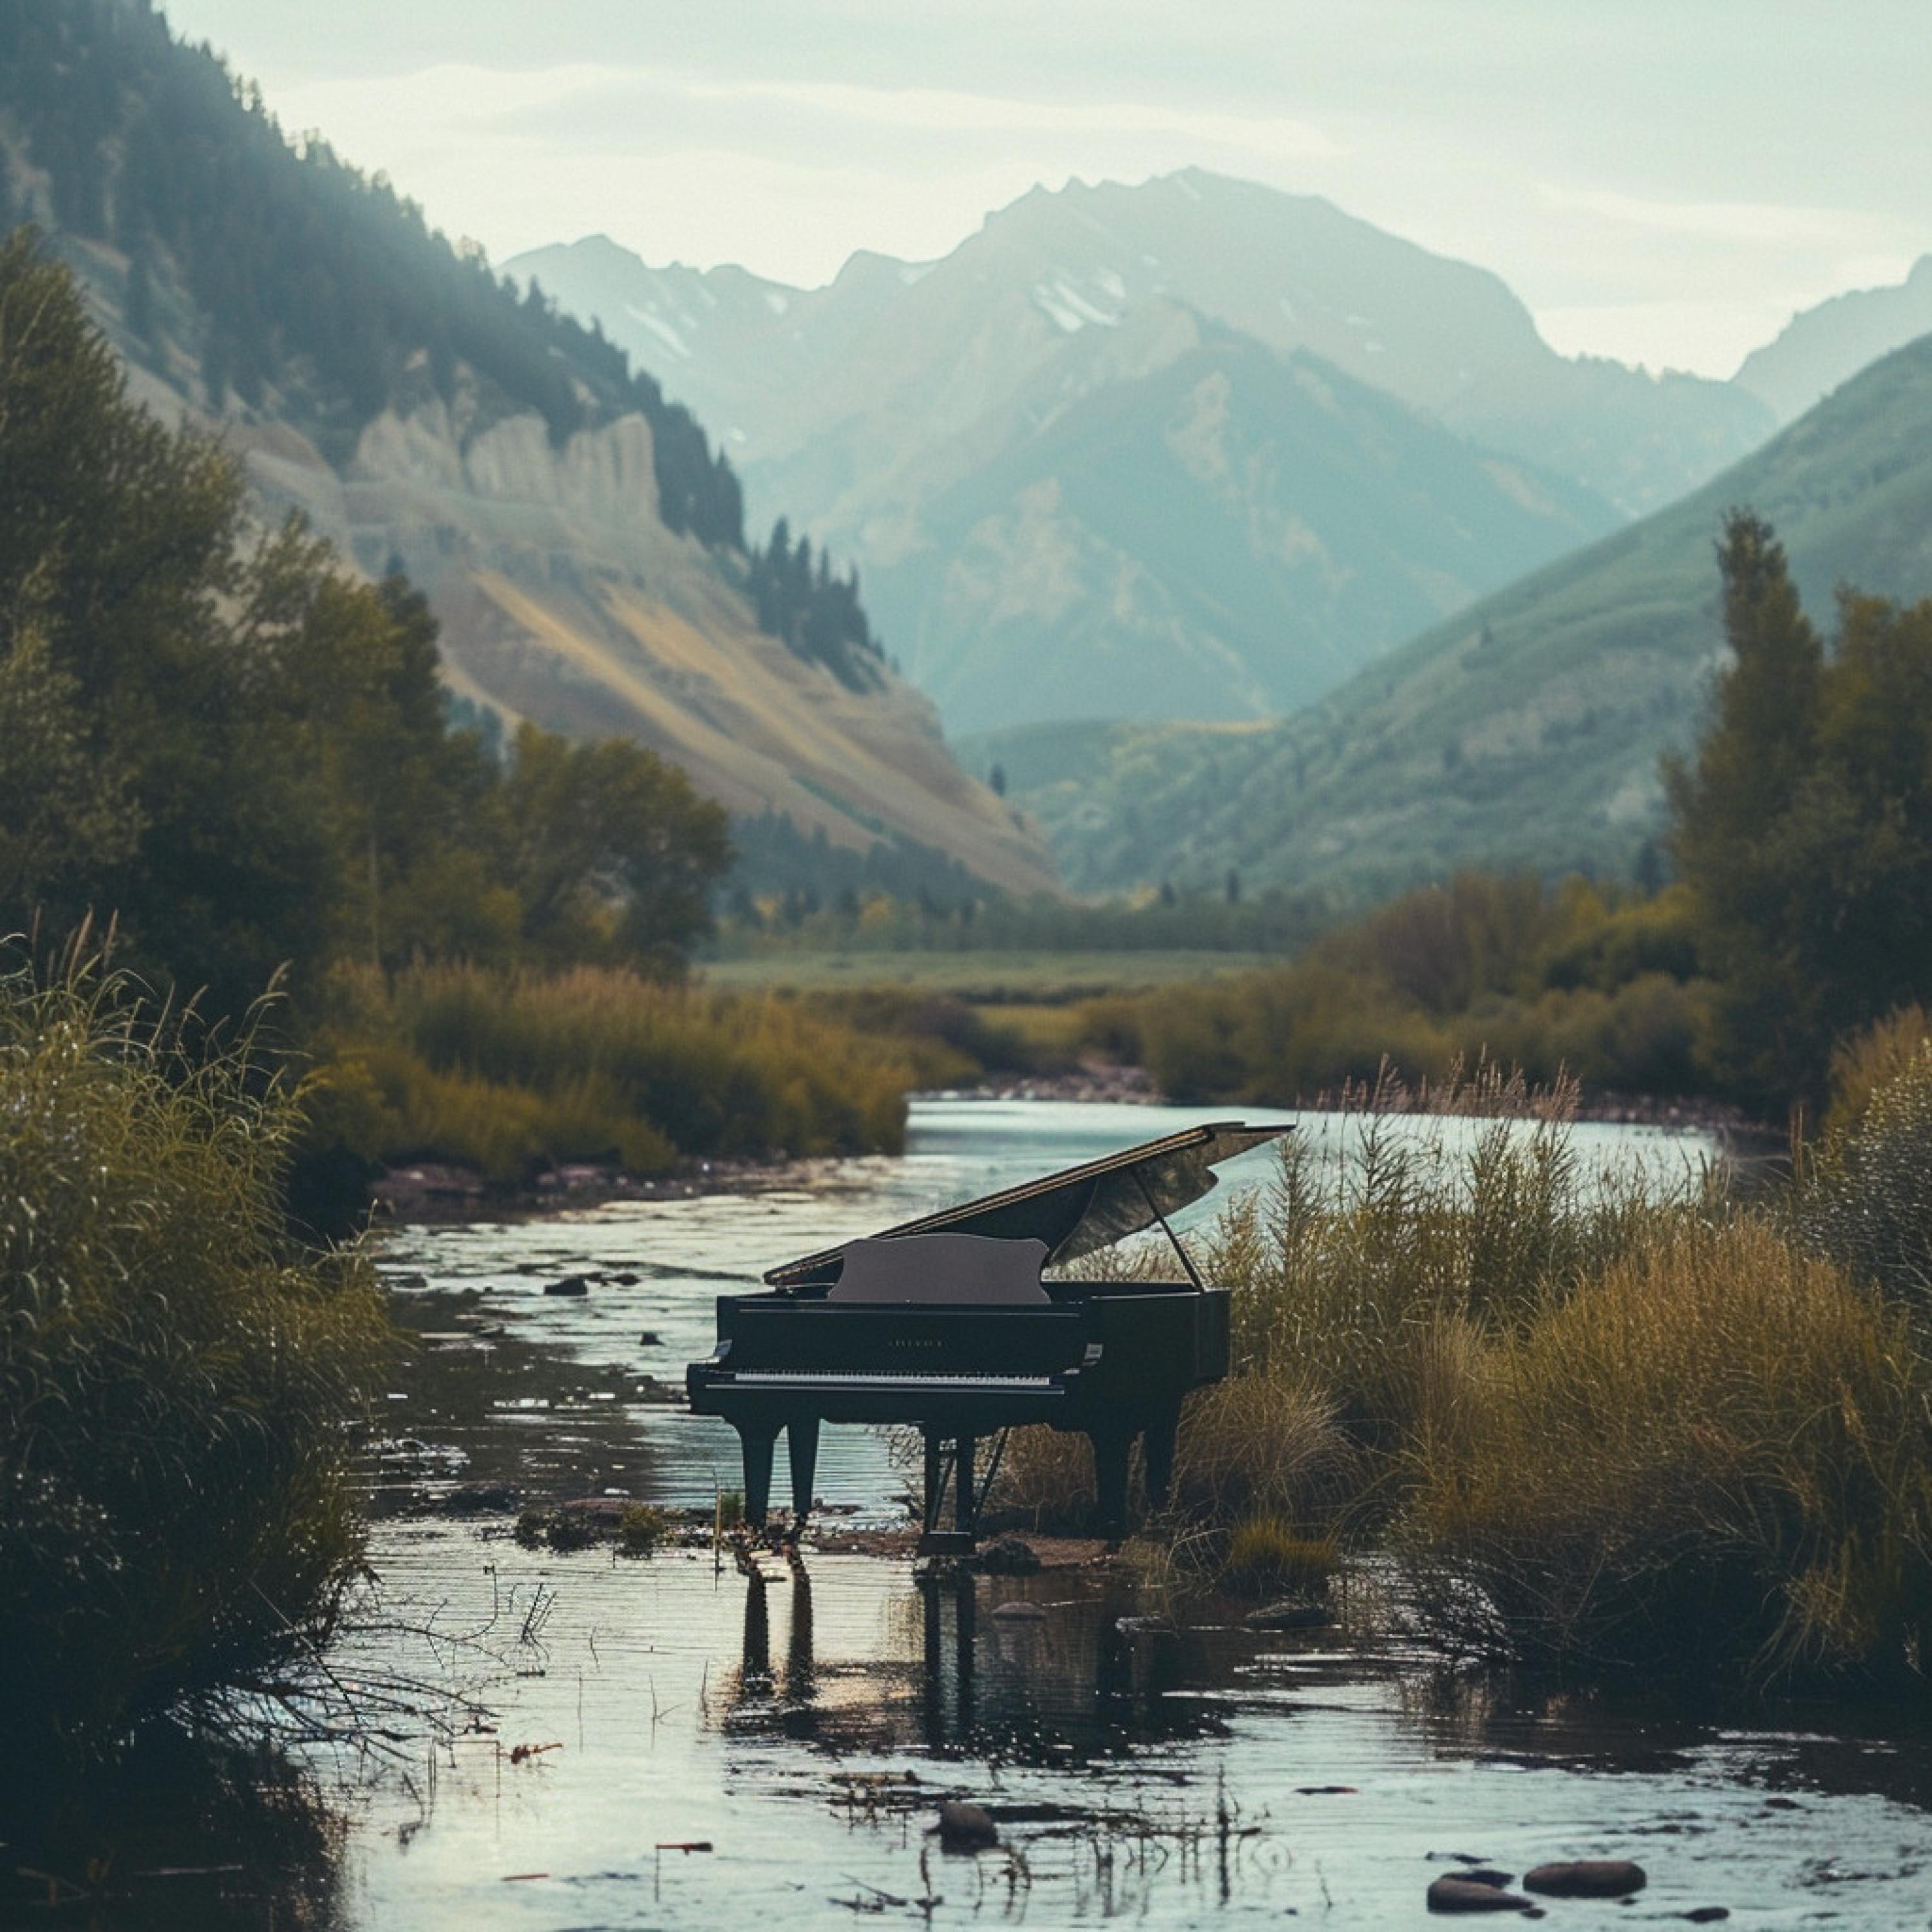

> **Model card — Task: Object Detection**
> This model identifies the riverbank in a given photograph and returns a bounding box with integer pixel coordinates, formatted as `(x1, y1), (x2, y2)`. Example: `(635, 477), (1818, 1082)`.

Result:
(368, 1148), (864, 1222)
(249, 1094), (1932, 1929)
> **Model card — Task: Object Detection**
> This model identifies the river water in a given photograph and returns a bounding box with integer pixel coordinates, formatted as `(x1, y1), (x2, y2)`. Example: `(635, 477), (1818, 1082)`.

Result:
(217, 1103), (1932, 1927)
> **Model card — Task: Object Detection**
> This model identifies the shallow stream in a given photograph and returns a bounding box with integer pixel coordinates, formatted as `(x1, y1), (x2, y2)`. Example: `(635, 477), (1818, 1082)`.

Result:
(92, 1101), (1932, 1928)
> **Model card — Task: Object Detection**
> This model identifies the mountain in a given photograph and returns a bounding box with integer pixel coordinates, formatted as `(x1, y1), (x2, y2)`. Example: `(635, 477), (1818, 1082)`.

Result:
(511, 173), (1772, 735)
(1735, 256), (1932, 423)
(0, 0), (1052, 898)
(971, 330), (1932, 900)
(865, 316), (1616, 732)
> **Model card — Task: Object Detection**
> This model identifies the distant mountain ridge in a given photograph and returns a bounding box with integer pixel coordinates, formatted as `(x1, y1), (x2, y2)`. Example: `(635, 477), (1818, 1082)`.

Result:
(513, 172), (1774, 735)
(1736, 256), (1932, 423)
(973, 328), (1932, 899)
(0, 0), (1052, 896)
(868, 317), (1617, 731)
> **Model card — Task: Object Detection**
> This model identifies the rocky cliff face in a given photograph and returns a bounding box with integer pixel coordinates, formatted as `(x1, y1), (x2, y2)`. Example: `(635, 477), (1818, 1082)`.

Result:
(115, 345), (1056, 898)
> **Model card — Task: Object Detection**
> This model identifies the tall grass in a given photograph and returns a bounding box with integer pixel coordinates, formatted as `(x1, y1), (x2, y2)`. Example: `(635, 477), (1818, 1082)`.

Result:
(1401, 1218), (1932, 1681)
(1032, 1053), (1932, 1687)
(306, 962), (919, 1183)
(1211, 1066), (1671, 1461)
(0, 956), (387, 1768)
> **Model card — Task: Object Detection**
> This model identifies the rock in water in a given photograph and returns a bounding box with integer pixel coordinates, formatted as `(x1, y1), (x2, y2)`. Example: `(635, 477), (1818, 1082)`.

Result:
(1523, 1859), (1646, 1897)
(1426, 1873), (1537, 1912)
(978, 1535), (1042, 1575)
(1244, 1602), (1333, 1631)
(936, 1800), (999, 1850)
(991, 1600), (1048, 1621)
(544, 1275), (589, 1296)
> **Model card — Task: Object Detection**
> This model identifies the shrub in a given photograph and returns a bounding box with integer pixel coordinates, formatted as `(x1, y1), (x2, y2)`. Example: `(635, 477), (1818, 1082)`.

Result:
(305, 961), (918, 1183)
(1801, 1027), (1932, 1331)
(619, 1504), (672, 1555)
(1220, 1517), (1340, 1596)
(1399, 1217), (1932, 1683)
(0, 960), (387, 1768)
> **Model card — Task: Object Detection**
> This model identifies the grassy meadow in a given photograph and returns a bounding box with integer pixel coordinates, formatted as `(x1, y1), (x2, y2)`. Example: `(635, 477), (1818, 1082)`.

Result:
(301, 962), (930, 1189)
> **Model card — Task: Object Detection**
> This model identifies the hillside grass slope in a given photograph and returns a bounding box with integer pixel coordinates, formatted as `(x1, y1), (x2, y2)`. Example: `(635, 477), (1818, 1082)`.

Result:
(982, 330), (1932, 897)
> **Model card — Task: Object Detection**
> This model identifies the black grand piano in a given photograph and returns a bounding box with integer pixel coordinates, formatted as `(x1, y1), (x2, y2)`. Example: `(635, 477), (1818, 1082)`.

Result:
(686, 1120), (1286, 1553)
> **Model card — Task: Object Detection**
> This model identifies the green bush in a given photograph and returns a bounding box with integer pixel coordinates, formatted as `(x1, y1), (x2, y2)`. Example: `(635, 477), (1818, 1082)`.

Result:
(619, 1504), (674, 1555)
(0, 960), (387, 1767)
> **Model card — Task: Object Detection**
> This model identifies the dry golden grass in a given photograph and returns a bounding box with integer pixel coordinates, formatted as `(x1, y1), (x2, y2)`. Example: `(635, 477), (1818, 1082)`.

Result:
(1399, 1216), (1932, 1682)
(306, 961), (918, 1181)
(1824, 1005), (1931, 1138)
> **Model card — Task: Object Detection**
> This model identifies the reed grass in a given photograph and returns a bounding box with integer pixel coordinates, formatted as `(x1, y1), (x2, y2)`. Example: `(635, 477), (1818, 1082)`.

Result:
(0, 954), (388, 1767)
(1211, 1065), (1676, 1463)
(1043, 1054), (1932, 1687)
(1399, 1217), (1932, 1682)
(307, 962), (918, 1182)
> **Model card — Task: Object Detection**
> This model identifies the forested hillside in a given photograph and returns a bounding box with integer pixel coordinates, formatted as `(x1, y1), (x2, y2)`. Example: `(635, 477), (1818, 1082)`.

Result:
(0, 0), (739, 538)
(0, 0), (1048, 897)
(978, 329), (1932, 898)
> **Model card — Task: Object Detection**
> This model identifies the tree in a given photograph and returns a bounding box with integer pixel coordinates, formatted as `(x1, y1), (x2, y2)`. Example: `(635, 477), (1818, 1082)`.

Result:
(1667, 511), (1932, 1107)
(500, 725), (733, 971)
(0, 234), (734, 1005)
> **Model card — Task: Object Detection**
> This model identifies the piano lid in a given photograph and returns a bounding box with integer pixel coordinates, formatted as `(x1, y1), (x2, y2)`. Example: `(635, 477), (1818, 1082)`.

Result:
(764, 1119), (1289, 1288)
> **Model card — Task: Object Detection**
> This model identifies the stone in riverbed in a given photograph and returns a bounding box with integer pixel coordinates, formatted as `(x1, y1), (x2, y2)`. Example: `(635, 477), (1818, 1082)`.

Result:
(1681, 1911), (1730, 1925)
(935, 1800), (999, 1850)
(977, 1535), (1042, 1575)
(992, 1600), (1047, 1621)
(1522, 1859), (1646, 1897)
(544, 1275), (589, 1296)
(1244, 1601), (1332, 1631)
(1426, 1873), (1537, 1912)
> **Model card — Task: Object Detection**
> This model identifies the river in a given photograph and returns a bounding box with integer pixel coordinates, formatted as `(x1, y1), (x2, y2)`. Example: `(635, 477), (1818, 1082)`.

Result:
(196, 1103), (1932, 1927)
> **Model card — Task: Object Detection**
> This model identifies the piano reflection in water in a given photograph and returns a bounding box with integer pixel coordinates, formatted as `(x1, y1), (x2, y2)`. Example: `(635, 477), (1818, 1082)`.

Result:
(685, 1121), (1287, 1553)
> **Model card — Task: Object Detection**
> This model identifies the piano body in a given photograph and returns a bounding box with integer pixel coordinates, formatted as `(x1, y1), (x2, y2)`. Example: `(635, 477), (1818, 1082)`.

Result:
(685, 1121), (1285, 1553)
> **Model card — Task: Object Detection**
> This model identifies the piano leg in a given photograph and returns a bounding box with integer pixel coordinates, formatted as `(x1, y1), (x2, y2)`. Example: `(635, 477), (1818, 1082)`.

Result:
(1092, 1430), (1131, 1539)
(922, 1432), (944, 1538)
(787, 1415), (820, 1524)
(956, 1434), (977, 1537)
(738, 1423), (777, 1528)
(1142, 1405), (1181, 1511)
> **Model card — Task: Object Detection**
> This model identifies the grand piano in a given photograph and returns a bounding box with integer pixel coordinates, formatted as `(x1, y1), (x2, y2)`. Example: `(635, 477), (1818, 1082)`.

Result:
(686, 1121), (1286, 1553)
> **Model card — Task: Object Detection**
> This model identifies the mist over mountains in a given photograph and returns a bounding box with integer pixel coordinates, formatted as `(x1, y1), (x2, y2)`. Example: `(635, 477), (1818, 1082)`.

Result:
(511, 171), (1775, 735)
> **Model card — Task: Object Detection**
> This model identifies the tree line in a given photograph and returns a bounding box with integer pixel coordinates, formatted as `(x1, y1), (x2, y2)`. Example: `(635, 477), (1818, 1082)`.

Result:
(0, 232), (732, 1021)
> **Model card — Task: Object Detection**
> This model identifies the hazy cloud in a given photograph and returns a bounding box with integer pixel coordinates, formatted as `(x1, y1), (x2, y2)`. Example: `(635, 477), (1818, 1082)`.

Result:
(160, 1), (1932, 376)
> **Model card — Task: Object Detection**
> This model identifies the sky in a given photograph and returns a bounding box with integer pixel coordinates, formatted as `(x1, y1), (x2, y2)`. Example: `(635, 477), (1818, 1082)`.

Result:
(158, 1), (1930, 379)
